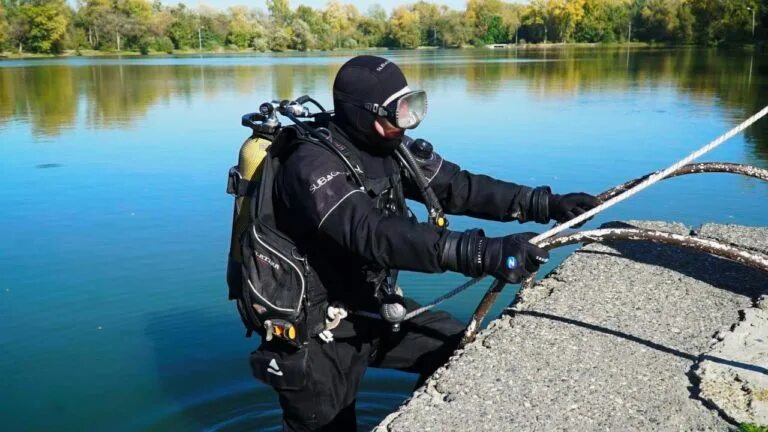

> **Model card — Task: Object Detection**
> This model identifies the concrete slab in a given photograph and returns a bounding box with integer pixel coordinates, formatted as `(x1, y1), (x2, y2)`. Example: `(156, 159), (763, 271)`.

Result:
(376, 222), (768, 432)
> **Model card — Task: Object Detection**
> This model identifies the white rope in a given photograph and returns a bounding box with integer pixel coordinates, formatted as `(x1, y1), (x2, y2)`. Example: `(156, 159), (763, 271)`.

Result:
(403, 105), (768, 318)
(404, 275), (486, 320)
(530, 105), (768, 244)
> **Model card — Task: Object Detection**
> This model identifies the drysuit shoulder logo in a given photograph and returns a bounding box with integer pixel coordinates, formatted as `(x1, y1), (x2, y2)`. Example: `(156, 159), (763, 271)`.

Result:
(376, 60), (391, 72)
(256, 252), (280, 271)
(309, 171), (342, 194)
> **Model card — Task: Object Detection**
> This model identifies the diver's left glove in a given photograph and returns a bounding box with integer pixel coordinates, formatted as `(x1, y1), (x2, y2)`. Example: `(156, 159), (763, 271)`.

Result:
(548, 192), (599, 226)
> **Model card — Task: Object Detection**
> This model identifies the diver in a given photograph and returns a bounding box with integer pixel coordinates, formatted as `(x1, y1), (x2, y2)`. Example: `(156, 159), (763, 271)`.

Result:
(251, 55), (598, 431)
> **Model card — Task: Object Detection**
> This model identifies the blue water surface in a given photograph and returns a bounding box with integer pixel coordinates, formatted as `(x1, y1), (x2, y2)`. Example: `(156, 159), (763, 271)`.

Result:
(1, 47), (767, 431)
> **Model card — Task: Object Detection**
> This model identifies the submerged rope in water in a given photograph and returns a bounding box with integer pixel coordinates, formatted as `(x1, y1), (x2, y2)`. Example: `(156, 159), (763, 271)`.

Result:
(406, 105), (768, 319)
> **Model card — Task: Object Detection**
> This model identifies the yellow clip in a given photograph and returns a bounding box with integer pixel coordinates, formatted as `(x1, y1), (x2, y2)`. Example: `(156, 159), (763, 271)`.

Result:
(287, 325), (296, 340)
(437, 217), (446, 227)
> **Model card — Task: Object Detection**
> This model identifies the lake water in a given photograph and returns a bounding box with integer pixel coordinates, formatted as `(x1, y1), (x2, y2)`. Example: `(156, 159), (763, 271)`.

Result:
(1, 47), (767, 431)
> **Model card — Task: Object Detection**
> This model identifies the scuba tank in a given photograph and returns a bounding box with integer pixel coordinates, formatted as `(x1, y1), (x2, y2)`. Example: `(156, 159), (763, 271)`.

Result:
(226, 109), (283, 338)
(226, 135), (269, 293)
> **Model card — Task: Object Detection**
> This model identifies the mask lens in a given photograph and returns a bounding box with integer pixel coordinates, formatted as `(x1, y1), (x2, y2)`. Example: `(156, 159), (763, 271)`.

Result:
(394, 91), (427, 129)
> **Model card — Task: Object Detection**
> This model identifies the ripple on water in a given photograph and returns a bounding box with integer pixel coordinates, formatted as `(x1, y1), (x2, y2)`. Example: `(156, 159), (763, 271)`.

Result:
(145, 383), (413, 431)
(147, 383), (282, 432)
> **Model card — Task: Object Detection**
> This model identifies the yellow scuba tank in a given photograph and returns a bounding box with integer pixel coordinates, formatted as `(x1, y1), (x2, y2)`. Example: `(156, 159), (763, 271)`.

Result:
(226, 110), (280, 303)
(227, 136), (269, 272)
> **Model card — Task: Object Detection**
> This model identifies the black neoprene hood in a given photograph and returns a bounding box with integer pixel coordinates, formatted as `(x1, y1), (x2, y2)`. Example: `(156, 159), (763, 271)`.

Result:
(332, 55), (410, 152)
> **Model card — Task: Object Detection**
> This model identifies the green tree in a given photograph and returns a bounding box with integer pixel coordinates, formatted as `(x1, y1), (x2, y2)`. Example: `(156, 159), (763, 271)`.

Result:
(266, 24), (290, 51)
(266, 0), (291, 26)
(574, 0), (630, 42)
(0, 1), (8, 50)
(639, 0), (691, 43)
(112, 0), (153, 50)
(226, 6), (257, 48)
(436, 10), (473, 47)
(501, 3), (524, 43)
(291, 18), (316, 50)
(466, 0), (505, 44)
(167, 3), (196, 49)
(356, 14), (386, 47)
(690, 0), (758, 45)
(197, 6), (229, 49)
(411, 1), (443, 46)
(19, 0), (71, 53)
(389, 6), (421, 48)
(366, 3), (387, 22)
(323, 0), (357, 48)
(79, 0), (110, 48)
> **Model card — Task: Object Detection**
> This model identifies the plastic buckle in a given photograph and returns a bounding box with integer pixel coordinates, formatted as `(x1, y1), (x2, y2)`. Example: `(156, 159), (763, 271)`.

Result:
(227, 167), (243, 196)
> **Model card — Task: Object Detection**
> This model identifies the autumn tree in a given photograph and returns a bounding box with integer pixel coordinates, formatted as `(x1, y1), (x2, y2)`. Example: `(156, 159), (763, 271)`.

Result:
(690, 0), (759, 45)
(638, 0), (691, 42)
(466, 0), (507, 44)
(266, 0), (291, 26)
(0, 1), (8, 50)
(322, 0), (358, 48)
(295, 5), (331, 49)
(574, 0), (631, 42)
(18, 0), (71, 53)
(410, 2), (444, 46)
(356, 5), (387, 48)
(166, 3), (197, 49)
(226, 6), (259, 48)
(436, 10), (473, 47)
(389, 6), (421, 48)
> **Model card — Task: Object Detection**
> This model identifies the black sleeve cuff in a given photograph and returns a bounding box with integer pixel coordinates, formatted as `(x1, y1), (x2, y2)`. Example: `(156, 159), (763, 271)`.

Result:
(439, 229), (486, 277)
(529, 186), (552, 223)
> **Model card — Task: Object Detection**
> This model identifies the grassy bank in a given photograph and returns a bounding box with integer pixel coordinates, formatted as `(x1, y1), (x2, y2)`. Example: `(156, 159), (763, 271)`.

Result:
(2, 42), (759, 60)
(0, 43), (652, 60)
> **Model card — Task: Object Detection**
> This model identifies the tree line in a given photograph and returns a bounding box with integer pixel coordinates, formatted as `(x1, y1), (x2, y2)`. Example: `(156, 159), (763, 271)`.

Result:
(0, 0), (765, 55)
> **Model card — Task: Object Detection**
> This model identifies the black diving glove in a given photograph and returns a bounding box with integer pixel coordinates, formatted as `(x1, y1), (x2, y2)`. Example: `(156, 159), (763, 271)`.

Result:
(440, 230), (550, 284)
(548, 193), (599, 226)
(482, 233), (550, 283)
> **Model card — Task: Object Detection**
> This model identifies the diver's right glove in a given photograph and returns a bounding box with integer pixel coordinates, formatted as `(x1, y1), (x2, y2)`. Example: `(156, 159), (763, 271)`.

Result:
(440, 230), (550, 284)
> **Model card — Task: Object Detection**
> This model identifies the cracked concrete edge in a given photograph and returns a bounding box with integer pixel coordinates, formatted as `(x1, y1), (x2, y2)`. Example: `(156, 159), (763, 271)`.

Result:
(693, 307), (768, 425)
(375, 221), (763, 430)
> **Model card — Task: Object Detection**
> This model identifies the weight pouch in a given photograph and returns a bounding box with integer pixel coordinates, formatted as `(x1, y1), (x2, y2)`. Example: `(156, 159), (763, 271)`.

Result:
(250, 346), (309, 390)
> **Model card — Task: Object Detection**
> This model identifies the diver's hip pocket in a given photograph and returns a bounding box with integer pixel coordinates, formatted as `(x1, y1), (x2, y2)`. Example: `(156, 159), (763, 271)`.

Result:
(249, 346), (308, 391)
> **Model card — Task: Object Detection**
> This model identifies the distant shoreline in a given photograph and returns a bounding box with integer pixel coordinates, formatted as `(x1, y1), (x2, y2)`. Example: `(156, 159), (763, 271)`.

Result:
(1, 42), (761, 61)
(0, 43), (695, 60)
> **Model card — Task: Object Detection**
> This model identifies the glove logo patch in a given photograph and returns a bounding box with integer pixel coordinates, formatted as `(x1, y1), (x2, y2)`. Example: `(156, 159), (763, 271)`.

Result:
(506, 256), (518, 270)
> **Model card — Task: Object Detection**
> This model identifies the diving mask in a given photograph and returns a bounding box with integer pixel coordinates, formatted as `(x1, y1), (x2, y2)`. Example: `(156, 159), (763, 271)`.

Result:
(365, 88), (428, 130)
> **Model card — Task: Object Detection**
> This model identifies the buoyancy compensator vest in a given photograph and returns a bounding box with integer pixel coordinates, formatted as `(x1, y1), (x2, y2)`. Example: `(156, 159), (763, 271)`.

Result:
(226, 97), (448, 347)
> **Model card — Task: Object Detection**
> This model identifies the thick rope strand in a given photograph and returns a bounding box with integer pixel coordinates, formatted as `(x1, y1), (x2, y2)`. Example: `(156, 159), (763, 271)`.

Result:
(530, 105), (768, 244)
(406, 105), (768, 318)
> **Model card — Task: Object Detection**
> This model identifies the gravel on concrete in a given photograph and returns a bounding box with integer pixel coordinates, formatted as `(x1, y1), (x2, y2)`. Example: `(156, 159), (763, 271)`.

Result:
(376, 221), (768, 432)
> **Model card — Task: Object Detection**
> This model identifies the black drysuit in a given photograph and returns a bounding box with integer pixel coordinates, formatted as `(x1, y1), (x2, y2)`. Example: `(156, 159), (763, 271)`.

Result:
(253, 121), (543, 431)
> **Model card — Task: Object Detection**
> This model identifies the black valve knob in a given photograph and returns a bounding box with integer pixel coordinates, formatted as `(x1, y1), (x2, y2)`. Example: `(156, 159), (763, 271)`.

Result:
(411, 138), (433, 160)
(259, 103), (274, 116)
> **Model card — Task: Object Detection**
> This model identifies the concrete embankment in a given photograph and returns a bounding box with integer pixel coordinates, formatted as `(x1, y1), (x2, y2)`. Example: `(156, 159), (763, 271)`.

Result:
(376, 221), (768, 431)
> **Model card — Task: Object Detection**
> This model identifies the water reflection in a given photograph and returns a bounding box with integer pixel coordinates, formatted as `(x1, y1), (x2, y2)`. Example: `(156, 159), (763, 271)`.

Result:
(0, 48), (766, 157)
(1, 48), (767, 431)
